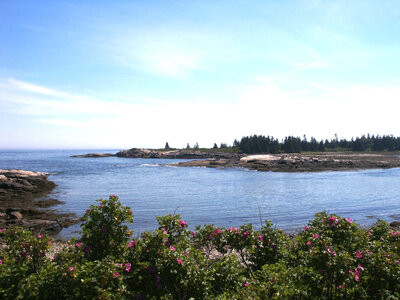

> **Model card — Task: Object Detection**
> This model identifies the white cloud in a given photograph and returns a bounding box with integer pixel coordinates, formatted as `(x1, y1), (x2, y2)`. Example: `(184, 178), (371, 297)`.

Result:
(1, 78), (400, 148)
(105, 29), (213, 78)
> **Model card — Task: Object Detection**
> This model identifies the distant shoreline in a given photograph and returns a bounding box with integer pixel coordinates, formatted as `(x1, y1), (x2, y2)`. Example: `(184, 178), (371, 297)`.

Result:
(72, 149), (400, 172)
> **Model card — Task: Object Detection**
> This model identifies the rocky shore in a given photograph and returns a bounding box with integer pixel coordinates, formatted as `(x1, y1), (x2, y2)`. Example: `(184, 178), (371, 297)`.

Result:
(72, 148), (238, 159)
(0, 170), (79, 234)
(173, 153), (400, 172)
(72, 149), (400, 172)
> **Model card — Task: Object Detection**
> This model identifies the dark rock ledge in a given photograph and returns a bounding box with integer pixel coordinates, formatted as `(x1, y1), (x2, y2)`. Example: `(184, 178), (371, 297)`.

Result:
(0, 169), (79, 234)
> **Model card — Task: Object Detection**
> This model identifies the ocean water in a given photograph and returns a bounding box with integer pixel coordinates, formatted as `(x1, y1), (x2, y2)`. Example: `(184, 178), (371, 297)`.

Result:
(1, 150), (400, 239)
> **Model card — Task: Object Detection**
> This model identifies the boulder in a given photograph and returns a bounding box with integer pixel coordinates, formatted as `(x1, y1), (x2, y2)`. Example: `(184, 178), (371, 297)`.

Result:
(10, 211), (23, 219)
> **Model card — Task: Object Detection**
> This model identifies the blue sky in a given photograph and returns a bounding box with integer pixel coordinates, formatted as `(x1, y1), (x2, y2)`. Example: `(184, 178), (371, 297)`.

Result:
(1, 0), (400, 149)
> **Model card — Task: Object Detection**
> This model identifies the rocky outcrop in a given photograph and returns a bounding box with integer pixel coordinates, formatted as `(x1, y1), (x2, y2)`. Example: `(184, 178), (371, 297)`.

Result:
(173, 153), (400, 172)
(116, 148), (240, 159)
(71, 153), (116, 158)
(0, 170), (78, 234)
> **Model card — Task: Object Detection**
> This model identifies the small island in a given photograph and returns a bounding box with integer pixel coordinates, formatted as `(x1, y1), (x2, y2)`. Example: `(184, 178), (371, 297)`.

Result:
(73, 134), (400, 172)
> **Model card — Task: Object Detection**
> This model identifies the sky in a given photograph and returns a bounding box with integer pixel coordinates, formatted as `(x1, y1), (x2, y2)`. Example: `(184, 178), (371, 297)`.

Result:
(1, 0), (400, 149)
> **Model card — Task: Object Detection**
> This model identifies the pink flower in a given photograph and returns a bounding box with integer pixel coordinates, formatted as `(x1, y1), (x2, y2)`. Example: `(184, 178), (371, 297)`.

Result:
(339, 284), (345, 289)
(0, 259), (2, 264)
(258, 235), (263, 242)
(125, 263), (131, 272)
(306, 241), (311, 246)
(48, 241), (52, 245)
(312, 234), (320, 238)
(129, 210), (133, 214)
(191, 231), (197, 237)
(37, 234), (43, 238)
(328, 216), (338, 227)
(213, 229), (222, 236)
(243, 231), (250, 238)
(113, 272), (120, 278)
(304, 226), (309, 231)
(75, 243), (83, 248)
(99, 203), (104, 208)
(0, 228), (6, 232)
(228, 227), (238, 232)
(355, 250), (363, 259)
(243, 282), (249, 287)
(128, 240), (137, 248)
(345, 217), (353, 224)
(179, 220), (187, 228)
(110, 194), (116, 198)
(327, 248), (336, 256)
(69, 267), (74, 272)
(176, 258), (183, 265)
(170, 246), (176, 251)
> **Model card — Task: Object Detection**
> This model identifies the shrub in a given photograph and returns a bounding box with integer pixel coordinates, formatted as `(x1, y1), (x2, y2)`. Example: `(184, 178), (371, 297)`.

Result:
(80, 194), (133, 260)
(1, 196), (400, 299)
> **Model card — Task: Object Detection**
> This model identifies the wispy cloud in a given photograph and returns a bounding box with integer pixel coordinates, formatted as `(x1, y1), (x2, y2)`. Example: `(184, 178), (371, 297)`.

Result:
(2, 77), (400, 148)
(103, 29), (215, 78)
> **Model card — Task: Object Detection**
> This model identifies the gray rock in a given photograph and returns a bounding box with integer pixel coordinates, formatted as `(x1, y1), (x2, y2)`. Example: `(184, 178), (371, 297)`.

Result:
(10, 211), (23, 219)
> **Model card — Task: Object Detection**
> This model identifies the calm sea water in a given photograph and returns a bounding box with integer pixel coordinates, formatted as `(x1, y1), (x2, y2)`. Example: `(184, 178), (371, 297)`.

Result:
(1, 150), (400, 239)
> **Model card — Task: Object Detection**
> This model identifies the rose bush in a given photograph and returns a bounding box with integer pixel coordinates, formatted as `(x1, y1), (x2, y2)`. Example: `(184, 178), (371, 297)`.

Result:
(1, 197), (399, 299)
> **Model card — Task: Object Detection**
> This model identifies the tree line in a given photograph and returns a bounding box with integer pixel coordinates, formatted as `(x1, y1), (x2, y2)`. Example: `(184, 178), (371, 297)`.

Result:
(236, 134), (400, 154)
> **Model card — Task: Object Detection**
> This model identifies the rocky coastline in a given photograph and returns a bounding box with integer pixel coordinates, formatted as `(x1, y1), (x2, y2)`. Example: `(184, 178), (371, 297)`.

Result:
(173, 153), (400, 172)
(72, 148), (238, 159)
(0, 169), (79, 234)
(72, 149), (400, 172)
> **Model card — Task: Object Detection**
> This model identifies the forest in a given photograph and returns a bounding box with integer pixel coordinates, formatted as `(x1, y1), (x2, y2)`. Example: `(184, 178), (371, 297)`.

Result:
(233, 134), (400, 154)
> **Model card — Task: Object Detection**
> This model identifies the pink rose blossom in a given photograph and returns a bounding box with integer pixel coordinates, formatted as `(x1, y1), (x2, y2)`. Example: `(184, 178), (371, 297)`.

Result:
(128, 240), (137, 248)
(176, 258), (183, 265)
(243, 282), (249, 287)
(312, 234), (319, 238)
(37, 235), (43, 238)
(304, 226), (309, 231)
(75, 243), (83, 248)
(179, 220), (187, 228)
(213, 229), (222, 235)
(345, 217), (353, 224)
(243, 231), (250, 238)
(113, 272), (120, 278)
(258, 235), (264, 242)
(191, 231), (197, 237)
(69, 267), (74, 272)
(339, 284), (345, 289)
(355, 250), (363, 259)
(307, 241), (311, 246)
(0, 259), (2, 264)
(170, 246), (175, 251)
(125, 263), (131, 272)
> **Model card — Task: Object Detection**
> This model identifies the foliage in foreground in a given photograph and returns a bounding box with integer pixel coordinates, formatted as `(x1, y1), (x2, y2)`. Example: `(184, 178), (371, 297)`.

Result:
(1, 195), (400, 299)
